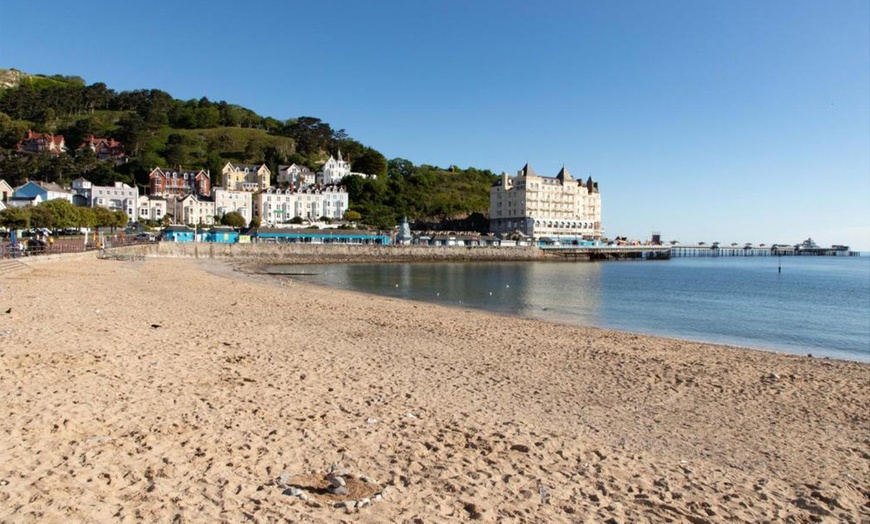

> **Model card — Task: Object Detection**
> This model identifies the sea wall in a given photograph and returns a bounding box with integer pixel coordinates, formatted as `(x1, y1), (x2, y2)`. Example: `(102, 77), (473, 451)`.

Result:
(120, 242), (545, 264)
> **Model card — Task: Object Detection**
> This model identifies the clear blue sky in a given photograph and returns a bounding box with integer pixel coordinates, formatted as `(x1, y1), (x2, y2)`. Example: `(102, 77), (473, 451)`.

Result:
(1, 0), (868, 249)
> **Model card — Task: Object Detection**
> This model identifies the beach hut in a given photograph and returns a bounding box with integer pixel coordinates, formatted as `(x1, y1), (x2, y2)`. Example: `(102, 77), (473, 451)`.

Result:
(161, 225), (195, 242)
(201, 226), (239, 244)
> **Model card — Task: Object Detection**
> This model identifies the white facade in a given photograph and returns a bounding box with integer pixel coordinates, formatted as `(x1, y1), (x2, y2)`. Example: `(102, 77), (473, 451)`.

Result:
(137, 196), (168, 223)
(490, 163), (602, 240)
(317, 152), (351, 185)
(179, 194), (216, 226)
(90, 182), (139, 222)
(277, 164), (315, 188)
(213, 189), (252, 222)
(317, 150), (376, 185)
(255, 185), (348, 225)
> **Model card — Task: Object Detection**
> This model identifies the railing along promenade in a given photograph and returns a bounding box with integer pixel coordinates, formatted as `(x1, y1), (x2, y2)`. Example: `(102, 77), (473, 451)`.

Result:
(0, 236), (144, 259)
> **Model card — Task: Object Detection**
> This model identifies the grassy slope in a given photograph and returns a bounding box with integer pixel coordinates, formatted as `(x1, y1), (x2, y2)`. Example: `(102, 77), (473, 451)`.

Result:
(1, 69), (494, 220)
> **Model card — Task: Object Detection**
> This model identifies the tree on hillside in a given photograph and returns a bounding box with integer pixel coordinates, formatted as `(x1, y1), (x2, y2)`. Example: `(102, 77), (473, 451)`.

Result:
(144, 90), (173, 128)
(115, 113), (149, 156)
(352, 147), (387, 177)
(82, 82), (114, 112)
(64, 114), (106, 148)
(0, 111), (29, 150)
(387, 158), (414, 179)
(163, 133), (206, 167)
(282, 116), (333, 155)
(193, 102), (220, 129)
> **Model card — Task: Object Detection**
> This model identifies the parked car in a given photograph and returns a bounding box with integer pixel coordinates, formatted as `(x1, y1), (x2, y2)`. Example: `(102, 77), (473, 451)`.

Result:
(134, 232), (156, 242)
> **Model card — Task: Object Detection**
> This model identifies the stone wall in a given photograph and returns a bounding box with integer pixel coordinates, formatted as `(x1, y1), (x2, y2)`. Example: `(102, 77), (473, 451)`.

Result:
(121, 242), (545, 264)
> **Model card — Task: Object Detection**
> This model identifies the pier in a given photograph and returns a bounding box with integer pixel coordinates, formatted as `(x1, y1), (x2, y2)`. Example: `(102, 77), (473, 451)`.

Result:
(541, 243), (858, 260)
(670, 244), (858, 257)
(540, 245), (671, 261)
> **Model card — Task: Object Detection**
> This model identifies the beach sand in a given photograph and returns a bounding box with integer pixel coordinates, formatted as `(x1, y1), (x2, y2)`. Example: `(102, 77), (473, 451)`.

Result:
(0, 257), (867, 523)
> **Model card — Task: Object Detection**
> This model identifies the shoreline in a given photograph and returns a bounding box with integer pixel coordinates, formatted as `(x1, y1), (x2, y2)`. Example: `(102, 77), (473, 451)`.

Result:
(248, 258), (869, 364)
(1, 257), (867, 522)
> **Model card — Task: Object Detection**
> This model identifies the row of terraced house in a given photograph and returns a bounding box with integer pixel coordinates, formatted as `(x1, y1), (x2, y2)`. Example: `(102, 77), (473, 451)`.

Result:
(4, 132), (372, 226)
(142, 149), (371, 226)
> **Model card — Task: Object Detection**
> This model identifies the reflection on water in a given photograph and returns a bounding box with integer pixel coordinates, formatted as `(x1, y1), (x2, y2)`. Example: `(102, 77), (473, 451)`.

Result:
(294, 262), (604, 324)
(268, 258), (870, 362)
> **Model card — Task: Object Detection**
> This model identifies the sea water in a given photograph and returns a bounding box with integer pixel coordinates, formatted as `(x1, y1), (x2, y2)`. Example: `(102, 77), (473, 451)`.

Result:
(270, 256), (870, 362)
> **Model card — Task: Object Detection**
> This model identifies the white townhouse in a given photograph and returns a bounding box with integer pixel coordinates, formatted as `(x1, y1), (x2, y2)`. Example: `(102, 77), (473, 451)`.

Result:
(318, 151), (351, 185)
(213, 188), (252, 223)
(490, 163), (602, 240)
(137, 196), (168, 224)
(277, 163), (315, 188)
(317, 150), (376, 186)
(85, 181), (139, 222)
(255, 185), (348, 225)
(179, 194), (216, 226)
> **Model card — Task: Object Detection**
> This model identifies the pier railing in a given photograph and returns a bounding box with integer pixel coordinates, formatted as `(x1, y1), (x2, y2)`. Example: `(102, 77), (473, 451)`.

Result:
(542, 244), (858, 260)
(670, 245), (857, 257)
(540, 245), (671, 260)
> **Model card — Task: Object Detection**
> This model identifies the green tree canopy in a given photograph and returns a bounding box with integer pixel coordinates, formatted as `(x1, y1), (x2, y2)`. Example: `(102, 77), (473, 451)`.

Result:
(221, 211), (246, 228)
(29, 205), (54, 229)
(76, 207), (96, 229)
(92, 206), (114, 228)
(343, 210), (361, 222)
(0, 207), (31, 229)
(112, 210), (129, 228)
(352, 147), (387, 177)
(39, 199), (80, 229)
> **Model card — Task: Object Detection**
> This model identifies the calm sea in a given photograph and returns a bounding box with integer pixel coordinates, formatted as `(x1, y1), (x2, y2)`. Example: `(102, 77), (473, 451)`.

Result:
(269, 256), (870, 362)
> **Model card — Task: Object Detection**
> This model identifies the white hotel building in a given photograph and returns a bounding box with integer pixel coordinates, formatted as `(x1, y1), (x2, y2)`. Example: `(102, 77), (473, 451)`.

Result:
(489, 163), (602, 240)
(255, 185), (348, 225)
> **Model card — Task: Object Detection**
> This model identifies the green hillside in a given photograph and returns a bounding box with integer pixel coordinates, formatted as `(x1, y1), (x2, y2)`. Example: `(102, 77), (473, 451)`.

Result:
(0, 68), (496, 228)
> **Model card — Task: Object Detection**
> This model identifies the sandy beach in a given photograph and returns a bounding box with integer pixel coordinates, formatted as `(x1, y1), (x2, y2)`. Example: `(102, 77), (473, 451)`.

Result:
(0, 256), (867, 523)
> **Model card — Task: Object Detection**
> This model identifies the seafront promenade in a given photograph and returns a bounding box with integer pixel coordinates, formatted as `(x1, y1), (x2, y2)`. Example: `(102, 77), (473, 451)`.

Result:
(87, 241), (673, 263)
(107, 241), (860, 263)
(6, 236), (858, 266)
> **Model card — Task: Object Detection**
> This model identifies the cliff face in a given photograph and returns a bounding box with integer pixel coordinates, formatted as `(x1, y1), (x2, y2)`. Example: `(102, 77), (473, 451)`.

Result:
(0, 68), (27, 90)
